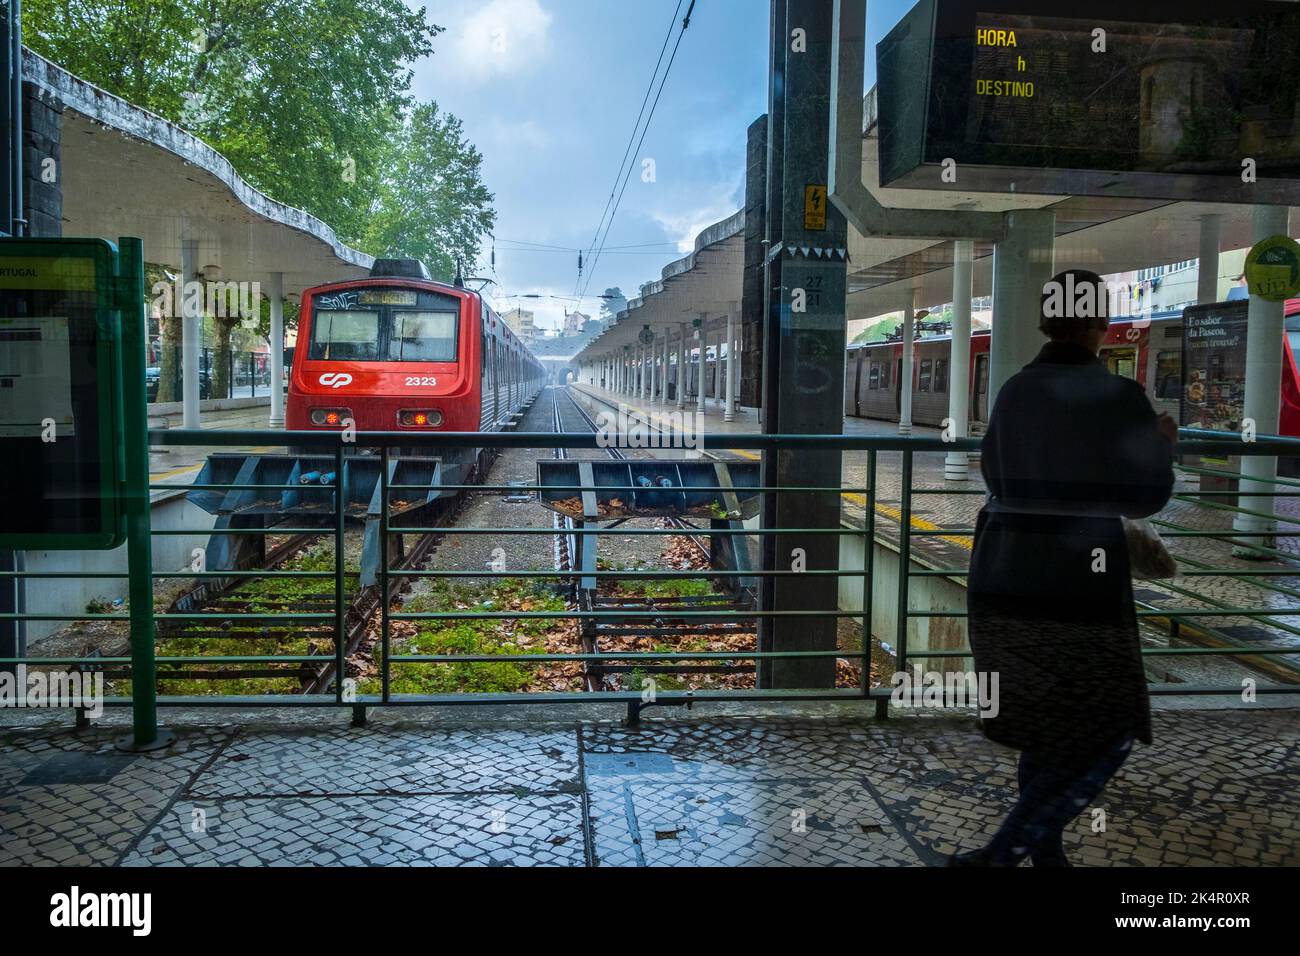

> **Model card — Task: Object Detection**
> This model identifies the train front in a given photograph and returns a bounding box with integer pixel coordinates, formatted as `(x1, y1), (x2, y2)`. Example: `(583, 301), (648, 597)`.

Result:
(287, 260), (479, 435)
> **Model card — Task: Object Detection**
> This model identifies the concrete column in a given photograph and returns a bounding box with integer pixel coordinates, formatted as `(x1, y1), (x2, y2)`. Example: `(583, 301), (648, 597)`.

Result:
(945, 240), (973, 479)
(1197, 214), (1222, 305)
(989, 209), (1057, 407)
(662, 332), (671, 402)
(677, 322), (688, 408)
(181, 239), (201, 429)
(640, 345), (648, 402)
(725, 302), (738, 421)
(648, 338), (657, 403)
(734, 326), (742, 406)
(1233, 205), (1291, 550)
(697, 321), (707, 417)
(899, 288), (915, 437)
(267, 271), (285, 427)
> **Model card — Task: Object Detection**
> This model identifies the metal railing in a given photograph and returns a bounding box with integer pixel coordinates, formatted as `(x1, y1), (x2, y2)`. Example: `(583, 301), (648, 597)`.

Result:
(3, 424), (1299, 748)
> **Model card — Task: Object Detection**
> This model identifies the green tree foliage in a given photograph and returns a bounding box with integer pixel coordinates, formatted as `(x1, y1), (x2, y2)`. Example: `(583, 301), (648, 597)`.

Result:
(599, 286), (627, 323)
(24, 0), (494, 269)
(362, 104), (495, 282)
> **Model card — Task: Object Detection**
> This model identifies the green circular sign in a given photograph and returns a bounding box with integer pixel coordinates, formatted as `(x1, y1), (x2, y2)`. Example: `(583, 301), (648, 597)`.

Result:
(1244, 234), (1300, 302)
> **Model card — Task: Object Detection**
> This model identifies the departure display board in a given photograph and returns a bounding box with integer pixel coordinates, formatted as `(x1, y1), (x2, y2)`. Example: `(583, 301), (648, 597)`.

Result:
(878, 0), (1300, 203)
(0, 239), (125, 549)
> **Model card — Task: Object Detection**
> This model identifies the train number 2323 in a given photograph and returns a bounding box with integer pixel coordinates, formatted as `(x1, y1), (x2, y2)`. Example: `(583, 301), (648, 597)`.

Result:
(404, 376), (439, 387)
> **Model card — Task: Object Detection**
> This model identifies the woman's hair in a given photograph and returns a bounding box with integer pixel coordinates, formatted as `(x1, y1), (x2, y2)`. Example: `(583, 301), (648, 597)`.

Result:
(1039, 269), (1110, 339)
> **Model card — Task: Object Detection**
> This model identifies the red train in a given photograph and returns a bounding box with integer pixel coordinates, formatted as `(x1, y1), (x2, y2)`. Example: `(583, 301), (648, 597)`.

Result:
(288, 259), (544, 434)
(844, 298), (1300, 438)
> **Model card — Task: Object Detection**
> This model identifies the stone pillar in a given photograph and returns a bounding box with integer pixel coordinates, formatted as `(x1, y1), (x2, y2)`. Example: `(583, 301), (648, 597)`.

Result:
(945, 240), (973, 479)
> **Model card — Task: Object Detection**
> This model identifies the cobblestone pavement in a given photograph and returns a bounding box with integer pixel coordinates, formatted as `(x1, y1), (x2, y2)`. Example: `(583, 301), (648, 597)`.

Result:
(1, 707), (1295, 866)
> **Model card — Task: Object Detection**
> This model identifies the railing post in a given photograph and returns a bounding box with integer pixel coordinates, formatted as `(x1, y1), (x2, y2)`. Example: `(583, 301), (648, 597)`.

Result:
(380, 443), (390, 704)
(116, 236), (174, 751)
(334, 442), (346, 702)
(865, 449), (879, 713)
(895, 450), (913, 680)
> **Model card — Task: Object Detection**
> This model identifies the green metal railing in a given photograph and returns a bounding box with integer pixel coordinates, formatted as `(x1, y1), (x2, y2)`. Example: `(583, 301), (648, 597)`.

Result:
(3, 425), (1299, 748)
(893, 427), (1300, 689)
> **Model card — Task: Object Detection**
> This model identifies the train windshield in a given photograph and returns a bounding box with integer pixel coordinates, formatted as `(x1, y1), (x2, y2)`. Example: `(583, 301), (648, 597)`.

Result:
(308, 287), (460, 362)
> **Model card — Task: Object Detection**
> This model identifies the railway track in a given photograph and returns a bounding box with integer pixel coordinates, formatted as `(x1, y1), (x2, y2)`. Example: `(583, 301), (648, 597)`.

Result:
(153, 403), (535, 696)
(549, 385), (757, 695)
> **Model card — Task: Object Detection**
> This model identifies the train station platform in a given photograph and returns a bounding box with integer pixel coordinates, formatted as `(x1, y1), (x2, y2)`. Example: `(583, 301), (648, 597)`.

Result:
(0, 704), (1294, 867)
(148, 403), (285, 494)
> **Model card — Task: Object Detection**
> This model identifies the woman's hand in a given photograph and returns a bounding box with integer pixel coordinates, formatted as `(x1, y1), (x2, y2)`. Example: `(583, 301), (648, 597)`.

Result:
(1156, 413), (1178, 444)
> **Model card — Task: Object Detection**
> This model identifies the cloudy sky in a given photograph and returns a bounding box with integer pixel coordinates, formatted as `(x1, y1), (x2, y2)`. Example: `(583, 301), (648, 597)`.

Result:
(410, 0), (912, 331)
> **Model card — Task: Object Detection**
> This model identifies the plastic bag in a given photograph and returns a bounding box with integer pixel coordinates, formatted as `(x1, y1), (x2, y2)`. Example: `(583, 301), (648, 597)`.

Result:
(1122, 517), (1178, 579)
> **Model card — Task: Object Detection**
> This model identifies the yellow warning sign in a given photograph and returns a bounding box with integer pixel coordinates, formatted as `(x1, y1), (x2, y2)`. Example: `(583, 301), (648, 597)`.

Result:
(803, 184), (827, 231)
(1244, 235), (1300, 302)
(0, 255), (97, 292)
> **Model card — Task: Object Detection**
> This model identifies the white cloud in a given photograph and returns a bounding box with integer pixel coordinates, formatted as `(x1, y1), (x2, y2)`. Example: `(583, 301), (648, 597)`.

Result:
(653, 200), (741, 254)
(449, 0), (554, 82)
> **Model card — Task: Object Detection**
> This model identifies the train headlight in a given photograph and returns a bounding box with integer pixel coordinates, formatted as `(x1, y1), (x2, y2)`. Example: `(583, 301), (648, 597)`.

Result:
(398, 409), (443, 428)
(310, 407), (352, 427)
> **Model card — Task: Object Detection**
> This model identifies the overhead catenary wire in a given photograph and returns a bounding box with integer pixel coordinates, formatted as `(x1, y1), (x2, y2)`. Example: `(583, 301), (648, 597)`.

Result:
(572, 0), (688, 300)
(578, 0), (695, 305)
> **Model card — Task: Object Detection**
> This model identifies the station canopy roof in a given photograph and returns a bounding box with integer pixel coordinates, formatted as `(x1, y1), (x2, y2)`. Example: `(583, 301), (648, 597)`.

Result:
(25, 48), (372, 299)
(575, 210), (743, 363)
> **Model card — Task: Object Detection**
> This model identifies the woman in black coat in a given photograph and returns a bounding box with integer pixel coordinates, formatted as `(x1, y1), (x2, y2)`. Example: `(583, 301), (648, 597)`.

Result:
(953, 269), (1176, 867)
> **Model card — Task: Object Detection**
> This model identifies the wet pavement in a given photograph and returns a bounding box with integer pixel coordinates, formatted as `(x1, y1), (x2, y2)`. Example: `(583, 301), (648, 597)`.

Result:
(1, 704), (1295, 867)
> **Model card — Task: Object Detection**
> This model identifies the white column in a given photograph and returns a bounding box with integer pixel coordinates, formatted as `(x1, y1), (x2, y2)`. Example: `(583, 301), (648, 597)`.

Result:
(677, 323), (688, 408)
(1233, 205), (1291, 551)
(1198, 214), (1222, 305)
(661, 332), (671, 403)
(725, 302), (738, 422)
(181, 239), (201, 428)
(648, 338), (657, 403)
(899, 288), (915, 437)
(639, 345), (648, 402)
(734, 326), (742, 407)
(696, 319), (707, 417)
(945, 241), (973, 479)
(268, 271), (285, 427)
